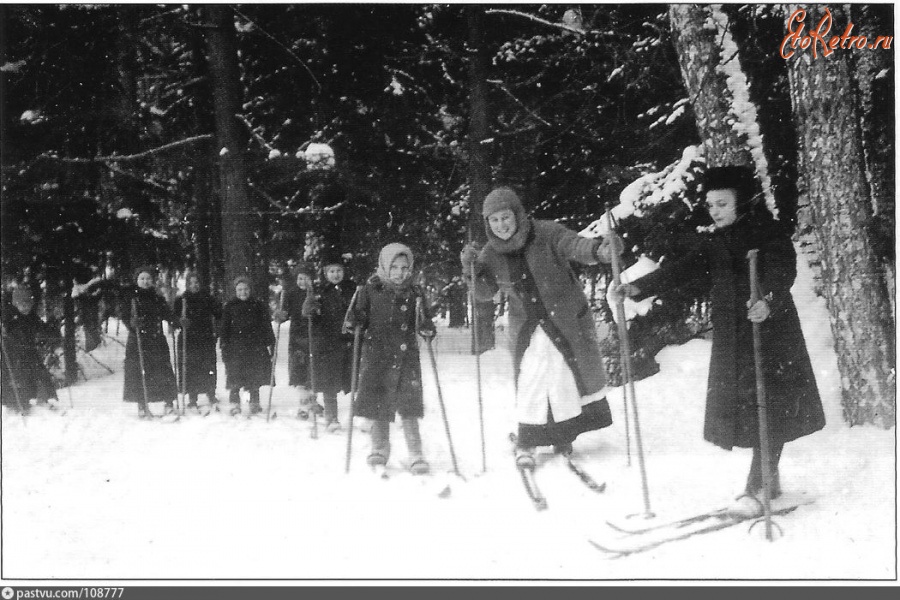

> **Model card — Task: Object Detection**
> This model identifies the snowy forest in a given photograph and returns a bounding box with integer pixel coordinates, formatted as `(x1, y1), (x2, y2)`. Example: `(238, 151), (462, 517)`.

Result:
(0, 3), (896, 583)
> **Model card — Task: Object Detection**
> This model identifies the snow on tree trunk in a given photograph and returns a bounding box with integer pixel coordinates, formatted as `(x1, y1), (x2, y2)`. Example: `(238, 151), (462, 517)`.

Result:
(784, 4), (895, 428)
(205, 5), (260, 295)
(668, 5), (755, 168)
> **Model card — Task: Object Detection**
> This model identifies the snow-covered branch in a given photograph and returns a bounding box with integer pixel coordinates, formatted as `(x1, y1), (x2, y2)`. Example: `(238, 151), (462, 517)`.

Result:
(40, 134), (214, 164)
(485, 9), (587, 36)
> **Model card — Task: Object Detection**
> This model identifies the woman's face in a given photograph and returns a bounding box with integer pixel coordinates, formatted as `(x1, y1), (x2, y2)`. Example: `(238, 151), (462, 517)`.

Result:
(136, 271), (154, 289)
(187, 276), (201, 294)
(295, 273), (312, 290)
(324, 265), (344, 285)
(388, 255), (411, 285)
(235, 282), (251, 300)
(706, 188), (738, 229)
(488, 209), (517, 240)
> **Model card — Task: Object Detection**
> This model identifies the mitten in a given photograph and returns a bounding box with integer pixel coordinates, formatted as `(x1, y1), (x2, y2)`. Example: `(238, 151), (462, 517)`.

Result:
(301, 294), (321, 317)
(460, 243), (480, 270)
(273, 309), (288, 323)
(418, 327), (436, 341)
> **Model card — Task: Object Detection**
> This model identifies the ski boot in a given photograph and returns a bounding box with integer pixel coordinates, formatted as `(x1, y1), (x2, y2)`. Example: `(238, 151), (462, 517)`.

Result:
(553, 442), (573, 457)
(163, 402), (178, 416)
(138, 403), (155, 420)
(229, 402), (242, 416)
(409, 458), (430, 476)
(325, 419), (343, 433)
(249, 401), (263, 415)
(515, 446), (536, 470)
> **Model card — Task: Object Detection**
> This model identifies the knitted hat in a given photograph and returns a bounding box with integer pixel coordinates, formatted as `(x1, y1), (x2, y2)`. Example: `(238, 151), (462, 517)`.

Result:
(482, 187), (522, 217)
(11, 287), (34, 305)
(482, 187), (531, 254)
(133, 265), (157, 281)
(232, 275), (252, 289)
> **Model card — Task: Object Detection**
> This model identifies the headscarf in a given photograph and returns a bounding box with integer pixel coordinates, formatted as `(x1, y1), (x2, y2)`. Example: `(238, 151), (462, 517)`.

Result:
(376, 243), (414, 290)
(482, 187), (533, 254)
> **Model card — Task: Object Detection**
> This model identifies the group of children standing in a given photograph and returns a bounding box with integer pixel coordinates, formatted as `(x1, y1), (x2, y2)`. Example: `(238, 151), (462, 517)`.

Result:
(3, 165), (826, 502)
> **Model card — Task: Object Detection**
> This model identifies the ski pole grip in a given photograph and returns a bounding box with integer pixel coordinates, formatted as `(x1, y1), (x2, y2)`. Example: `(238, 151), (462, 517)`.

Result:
(747, 249), (760, 304)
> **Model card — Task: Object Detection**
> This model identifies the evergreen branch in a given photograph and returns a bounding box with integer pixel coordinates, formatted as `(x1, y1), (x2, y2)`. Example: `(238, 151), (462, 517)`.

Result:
(487, 80), (553, 127)
(484, 9), (588, 36)
(231, 7), (323, 93)
(39, 134), (214, 164)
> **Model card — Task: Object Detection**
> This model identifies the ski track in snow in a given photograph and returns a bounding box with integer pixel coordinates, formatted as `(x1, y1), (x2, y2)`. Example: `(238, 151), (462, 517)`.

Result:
(2, 247), (895, 581)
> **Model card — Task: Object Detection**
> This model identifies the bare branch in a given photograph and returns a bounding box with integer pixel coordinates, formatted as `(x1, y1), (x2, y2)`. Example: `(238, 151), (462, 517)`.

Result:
(40, 134), (214, 164)
(487, 80), (553, 127)
(485, 9), (587, 36)
(231, 7), (322, 93)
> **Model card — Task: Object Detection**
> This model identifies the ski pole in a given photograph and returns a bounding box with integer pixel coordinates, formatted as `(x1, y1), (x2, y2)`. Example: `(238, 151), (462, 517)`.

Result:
(607, 208), (653, 518)
(132, 297), (153, 417)
(747, 249), (775, 541)
(171, 326), (181, 414)
(343, 285), (363, 473)
(266, 288), (284, 422)
(180, 296), (188, 415)
(417, 297), (461, 478)
(308, 312), (318, 440)
(469, 260), (487, 473)
(1, 324), (28, 421)
(606, 209), (632, 466)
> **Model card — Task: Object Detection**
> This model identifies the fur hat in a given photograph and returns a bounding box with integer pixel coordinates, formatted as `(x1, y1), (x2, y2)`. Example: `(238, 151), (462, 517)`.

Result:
(704, 166), (761, 214)
(319, 248), (346, 268)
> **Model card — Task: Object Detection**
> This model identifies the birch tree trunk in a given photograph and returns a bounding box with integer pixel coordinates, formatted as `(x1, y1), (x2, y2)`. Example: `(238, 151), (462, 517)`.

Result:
(784, 5), (895, 428)
(205, 5), (259, 295)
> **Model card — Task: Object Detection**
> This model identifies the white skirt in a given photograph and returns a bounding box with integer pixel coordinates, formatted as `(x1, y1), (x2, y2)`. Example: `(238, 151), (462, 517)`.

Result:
(516, 326), (610, 425)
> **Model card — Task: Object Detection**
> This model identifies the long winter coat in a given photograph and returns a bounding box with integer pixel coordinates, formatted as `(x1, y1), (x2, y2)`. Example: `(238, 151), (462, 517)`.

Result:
(173, 292), (221, 395)
(121, 287), (178, 404)
(348, 277), (435, 422)
(307, 279), (355, 396)
(631, 215), (825, 450)
(473, 220), (611, 399)
(219, 297), (275, 390)
(281, 286), (311, 387)
(1, 304), (58, 405)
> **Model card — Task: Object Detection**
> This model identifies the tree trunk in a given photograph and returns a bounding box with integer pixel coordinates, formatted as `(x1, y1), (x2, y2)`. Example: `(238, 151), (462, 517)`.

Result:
(0, 4), (11, 279)
(466, 5), (495, 351)
(785, 4), (895, 428)
(205, 5), (258, 297)
(668, 4), (754, 168)
(190, 17), (216, 296)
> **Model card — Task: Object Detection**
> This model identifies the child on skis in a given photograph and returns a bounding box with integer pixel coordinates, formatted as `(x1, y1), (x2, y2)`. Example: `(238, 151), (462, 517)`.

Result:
(1, 287), (61, 414)
(274, 263), (319, 419)
(173, 272), (221, 412)
(460, 187), (619, 469)
(121, 266), (179, 418)
(612, 165), (825, 516)
(220, 276), (275, 415)
(346, 243), (436, 475)
(300, 251), (355, 432)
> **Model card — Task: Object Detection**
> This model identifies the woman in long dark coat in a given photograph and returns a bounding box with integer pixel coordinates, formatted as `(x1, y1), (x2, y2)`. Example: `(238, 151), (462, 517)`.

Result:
(275, 263), (316, 417)
(301, 254), (355, 431)
(347, 243), (436, 474)
(619, 166), (825, 511)
(173, 272), (221, 410)
(121, 266), (178, 418)
(219, 276), (275, 415)
(461, 187), (617, 466)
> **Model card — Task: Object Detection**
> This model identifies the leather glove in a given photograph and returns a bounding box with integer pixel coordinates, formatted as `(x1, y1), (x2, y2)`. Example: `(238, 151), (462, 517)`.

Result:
(746, 299), (770, 323)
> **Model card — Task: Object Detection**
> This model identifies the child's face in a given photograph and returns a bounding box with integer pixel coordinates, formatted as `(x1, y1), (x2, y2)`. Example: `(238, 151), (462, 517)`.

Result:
(706, 189), (738, 229)
(388, 256), (411, 285)
(324, 265), (344, 285)
(296, 273), (312, 290)
(136, 272), (154, 289)
(235, 282), (251, 300)
(488, 209), (517, 240)
(12, 296), (33, 315)
(187, 276), (201, 294)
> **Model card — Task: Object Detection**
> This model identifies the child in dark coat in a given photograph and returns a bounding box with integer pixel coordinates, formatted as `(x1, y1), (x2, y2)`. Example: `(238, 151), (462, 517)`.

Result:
(300, 252), (355, 432)
(614, 165), (825, 516)
(346, 243), (436, 475)
(173, 272), (221, 411)
(220, 276), (275, 415)
(1, 287), (60, 414)
(275, 263), (320, 419)
(121, 266), (179, 418)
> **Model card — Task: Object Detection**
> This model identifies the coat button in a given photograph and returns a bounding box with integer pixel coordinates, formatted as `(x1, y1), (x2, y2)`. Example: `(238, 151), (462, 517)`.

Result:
(400, 343), (408, 351)
(400, 304), (408, 312)
(401, 323), (408, 331)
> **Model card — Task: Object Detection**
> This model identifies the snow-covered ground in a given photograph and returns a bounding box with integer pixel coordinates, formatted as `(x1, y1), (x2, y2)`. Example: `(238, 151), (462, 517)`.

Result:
(1, 249), (896, 582)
